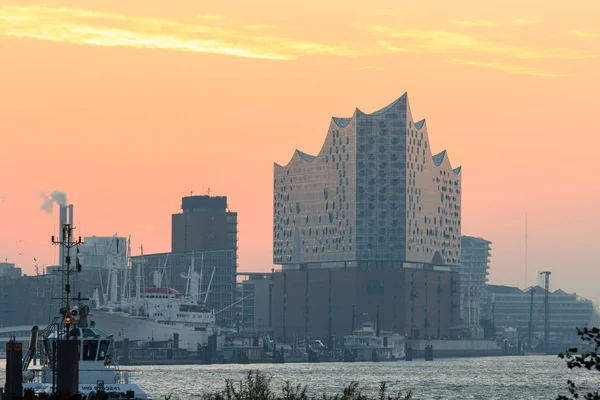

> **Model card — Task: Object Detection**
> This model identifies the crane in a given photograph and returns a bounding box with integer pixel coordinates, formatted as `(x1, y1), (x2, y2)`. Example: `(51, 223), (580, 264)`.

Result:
(540, 271), (551, 354)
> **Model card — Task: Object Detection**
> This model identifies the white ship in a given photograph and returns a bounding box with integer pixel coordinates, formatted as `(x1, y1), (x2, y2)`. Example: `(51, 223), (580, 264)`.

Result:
(91, 250), (229, 350)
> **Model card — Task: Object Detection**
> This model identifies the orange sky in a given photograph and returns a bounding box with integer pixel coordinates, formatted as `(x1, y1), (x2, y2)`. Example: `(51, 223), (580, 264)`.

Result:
(0, 0), (599, 300)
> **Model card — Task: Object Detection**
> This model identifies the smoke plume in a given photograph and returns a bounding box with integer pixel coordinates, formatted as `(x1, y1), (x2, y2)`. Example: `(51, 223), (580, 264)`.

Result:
(40, 190), (68, 213)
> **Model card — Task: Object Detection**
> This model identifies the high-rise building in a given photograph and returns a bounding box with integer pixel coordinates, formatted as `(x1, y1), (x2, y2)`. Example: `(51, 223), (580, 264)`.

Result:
(273, 93), (462, 269)
(172, 195), (238, 256)
(458, 236), (492, 338)
(168, 195), (238, 323)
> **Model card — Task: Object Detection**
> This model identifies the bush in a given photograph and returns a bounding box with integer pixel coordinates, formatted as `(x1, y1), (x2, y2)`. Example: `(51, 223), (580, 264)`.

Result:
(198, 370), (412, 400)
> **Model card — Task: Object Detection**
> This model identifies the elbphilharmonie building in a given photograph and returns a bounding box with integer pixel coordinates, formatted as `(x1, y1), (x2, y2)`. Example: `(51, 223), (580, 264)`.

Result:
(273, 93), (462, 269)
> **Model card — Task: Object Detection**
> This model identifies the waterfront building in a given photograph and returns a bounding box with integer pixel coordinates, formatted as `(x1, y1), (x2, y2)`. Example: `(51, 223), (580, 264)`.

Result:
(237, 272), (275, 332)
(457, 236), (492, 338)
(273, 266), (461, 342)
(486, 284), (600, 340)
(273, 92), (461, 270)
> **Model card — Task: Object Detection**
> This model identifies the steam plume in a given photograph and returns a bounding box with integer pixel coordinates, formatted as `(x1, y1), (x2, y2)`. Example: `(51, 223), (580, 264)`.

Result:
(40, 190), (68, 213)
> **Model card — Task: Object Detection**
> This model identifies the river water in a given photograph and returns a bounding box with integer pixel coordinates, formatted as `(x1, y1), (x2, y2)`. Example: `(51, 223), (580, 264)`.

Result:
(2, 356), (599, 399)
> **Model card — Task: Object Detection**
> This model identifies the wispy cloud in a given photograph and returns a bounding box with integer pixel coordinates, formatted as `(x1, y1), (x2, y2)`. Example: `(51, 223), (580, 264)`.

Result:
(347, 65), (382, 71)
(196, 14), (224, 21)
(244, 24), (277, 30)
(569, 29), (600, 38)
(450, 59), (569, 77)
(452, 19), (539, 28)
(452, 20), (499, 27)
(511, 18), (540, 25)
(0, 5), (363, 60)
(362, 25), (598, 60)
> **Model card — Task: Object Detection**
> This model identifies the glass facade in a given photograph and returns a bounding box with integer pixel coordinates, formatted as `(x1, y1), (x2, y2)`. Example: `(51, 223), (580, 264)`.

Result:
(274, 93), (462, 268)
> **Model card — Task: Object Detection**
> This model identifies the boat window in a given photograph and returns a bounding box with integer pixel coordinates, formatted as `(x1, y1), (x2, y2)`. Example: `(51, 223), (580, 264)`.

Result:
(82, 340), (98, 361)
(98, 340), (110, 361)
(82, 328), (96, 338)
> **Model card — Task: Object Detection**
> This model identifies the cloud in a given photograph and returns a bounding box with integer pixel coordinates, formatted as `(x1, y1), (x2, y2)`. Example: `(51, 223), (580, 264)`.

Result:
(511, 19), (540, 25)
(569, 30), (600, 38)
(452, 20), (499, 27)
(0, 5), (364, 60)
(449, 59), (569, 77)
(361, 25), (600, 65)
(244, 24), (277, 30)
(196, 14), (224, 21)
(363, 25), (597, 60)
(360, 24), (600, 76)
(452, 19), (539, 28)
(347, 65), (382, 71)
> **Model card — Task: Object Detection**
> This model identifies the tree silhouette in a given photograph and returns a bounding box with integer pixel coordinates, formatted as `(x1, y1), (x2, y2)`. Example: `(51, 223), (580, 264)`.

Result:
(557, 327), (600, 400)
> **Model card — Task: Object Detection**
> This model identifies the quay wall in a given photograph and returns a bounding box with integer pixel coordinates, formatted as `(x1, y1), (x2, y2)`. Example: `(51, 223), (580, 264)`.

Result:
(408, 340), (502, 358)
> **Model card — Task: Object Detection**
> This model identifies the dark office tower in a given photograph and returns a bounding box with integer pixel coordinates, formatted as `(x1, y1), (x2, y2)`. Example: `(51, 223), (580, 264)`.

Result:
(172, 195), (238, 255)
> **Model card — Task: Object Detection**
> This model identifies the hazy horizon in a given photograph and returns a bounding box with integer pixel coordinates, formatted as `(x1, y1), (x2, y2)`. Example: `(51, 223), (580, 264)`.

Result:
(1, 0), (599, 301)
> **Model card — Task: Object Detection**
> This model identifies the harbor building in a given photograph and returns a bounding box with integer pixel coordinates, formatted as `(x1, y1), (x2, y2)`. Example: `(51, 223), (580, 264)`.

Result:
(273, 266), (461, 342)
(457, 236), (492, 338)
(0, 262), (21, 278)
(486, 284), (600, 341)
(0, 274), (53, 327)
(273, 92), (462, 270)
(237, 272), (275, 333)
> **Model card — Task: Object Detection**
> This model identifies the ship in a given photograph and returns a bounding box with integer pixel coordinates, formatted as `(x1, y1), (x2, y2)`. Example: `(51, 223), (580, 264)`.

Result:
(22, 301), (148, 399)
(90, 251), (234, 350)
(343, 322), (406, 362)
(19, 221), (148, 398)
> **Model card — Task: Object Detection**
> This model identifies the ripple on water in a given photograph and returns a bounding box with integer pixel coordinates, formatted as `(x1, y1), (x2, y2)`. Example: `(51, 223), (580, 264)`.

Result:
(2, 356), (599, 399)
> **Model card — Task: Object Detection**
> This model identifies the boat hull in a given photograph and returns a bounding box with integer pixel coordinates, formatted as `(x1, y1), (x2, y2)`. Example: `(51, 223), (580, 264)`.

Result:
(91, 310), (214, 348)
(23, 382), (148, 399)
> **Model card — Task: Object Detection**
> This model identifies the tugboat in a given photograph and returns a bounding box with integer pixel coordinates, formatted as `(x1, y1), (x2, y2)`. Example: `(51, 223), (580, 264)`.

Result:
(20, 221), (148, 399)
(22, 298), (148, 398)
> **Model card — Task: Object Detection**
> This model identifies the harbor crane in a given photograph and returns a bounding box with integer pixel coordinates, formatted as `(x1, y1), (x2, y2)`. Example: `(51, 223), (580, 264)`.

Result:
(540, 271), (551, 354)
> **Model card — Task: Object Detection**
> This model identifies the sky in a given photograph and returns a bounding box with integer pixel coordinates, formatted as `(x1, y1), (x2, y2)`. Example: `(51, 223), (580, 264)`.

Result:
(0, 0), (599, 300)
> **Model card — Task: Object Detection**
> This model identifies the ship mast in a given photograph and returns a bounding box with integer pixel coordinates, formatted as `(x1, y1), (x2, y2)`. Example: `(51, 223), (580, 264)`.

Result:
(52, 223), (85, 338)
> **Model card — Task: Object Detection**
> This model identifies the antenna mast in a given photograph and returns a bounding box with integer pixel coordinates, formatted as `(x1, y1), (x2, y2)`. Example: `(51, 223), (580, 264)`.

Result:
(51, 223), (85, 339)
(525, 212), (528, 288)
